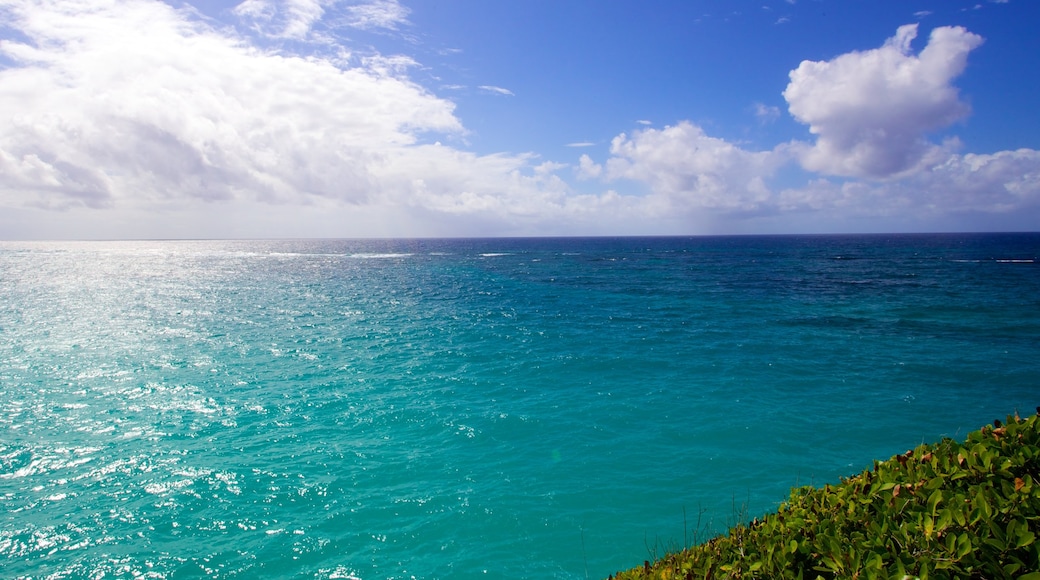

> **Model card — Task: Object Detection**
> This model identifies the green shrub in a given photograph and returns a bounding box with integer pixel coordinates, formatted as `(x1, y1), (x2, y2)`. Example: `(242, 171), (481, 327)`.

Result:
(609, 411), (1040, 580)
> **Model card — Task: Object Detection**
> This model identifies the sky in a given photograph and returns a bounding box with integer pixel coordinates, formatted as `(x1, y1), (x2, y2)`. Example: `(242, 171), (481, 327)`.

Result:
(0, 0), (1038, 239)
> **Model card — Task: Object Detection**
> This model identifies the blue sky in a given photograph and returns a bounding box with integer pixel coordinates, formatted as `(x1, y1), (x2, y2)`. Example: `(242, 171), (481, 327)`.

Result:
(0, 0), (1037, 238)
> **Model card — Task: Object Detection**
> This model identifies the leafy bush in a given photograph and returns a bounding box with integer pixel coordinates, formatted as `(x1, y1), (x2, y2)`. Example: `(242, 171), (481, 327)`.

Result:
(609, 411), (1040, 580)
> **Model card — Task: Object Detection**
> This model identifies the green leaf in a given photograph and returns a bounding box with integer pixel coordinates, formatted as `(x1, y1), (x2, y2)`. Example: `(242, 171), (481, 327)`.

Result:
(952, 503), (967, 527)
(1008, 518), (1022, 540)
(956, 533), (973, 559)
(927, 489), (943, 514)
(936, 508), (952, 532)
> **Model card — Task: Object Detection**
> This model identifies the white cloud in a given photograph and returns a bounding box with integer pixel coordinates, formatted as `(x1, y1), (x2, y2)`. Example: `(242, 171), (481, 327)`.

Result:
(783, 24), (983, 179)
(576, 154), (602, 180)
(0, 0), (656, 237)
(233, 0), (409, 39)
(602, 122), (787, 212)
(234, 0), (328, 39)
(771, 148), (1040, 222)
(0, 4), (1035, 238)
(915, 149), (1040, 212)
(478, 85), (515, 96)
(0, 0), (488, 212)
(343, 0), (410, 31)
(753, 103), (781, 123)
(579, 112), (1040, 225)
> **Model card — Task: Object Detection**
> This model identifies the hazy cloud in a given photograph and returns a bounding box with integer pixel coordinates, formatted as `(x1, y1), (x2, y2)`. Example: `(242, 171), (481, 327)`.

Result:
(233, 0), (409, 38)
(478, 85), (515, 96)
(753, 103), (781, 123)
(233, 0), (328, 39)
(784, 24), (983, 178)
(914, 149), (1040, 212)
(773, 149), (1040, 229)
(343, 0), (410, 31)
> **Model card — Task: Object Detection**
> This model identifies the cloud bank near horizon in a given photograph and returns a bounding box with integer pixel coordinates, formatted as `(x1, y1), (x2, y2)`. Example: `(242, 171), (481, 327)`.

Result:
(0, 0), (1037, 238)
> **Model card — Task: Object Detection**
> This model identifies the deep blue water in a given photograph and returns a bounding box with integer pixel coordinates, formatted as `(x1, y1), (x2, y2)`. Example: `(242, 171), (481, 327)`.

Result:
(1, 234), (1038, 579)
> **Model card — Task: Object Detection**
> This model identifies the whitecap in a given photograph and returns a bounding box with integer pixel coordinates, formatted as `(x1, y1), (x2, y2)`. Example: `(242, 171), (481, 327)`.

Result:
(143, 479), (193, 495)
(348, 253), (413, 259)
(326, 566), (363, 580)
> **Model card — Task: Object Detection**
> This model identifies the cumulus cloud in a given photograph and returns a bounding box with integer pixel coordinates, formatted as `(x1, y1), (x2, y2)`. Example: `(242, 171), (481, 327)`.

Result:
(563, 22), (1036, 230)
(576, 154), (602, 180)
(784, 24), (983, 179)
(578, 43), (1040, 226)
(601, 122), (788, 212)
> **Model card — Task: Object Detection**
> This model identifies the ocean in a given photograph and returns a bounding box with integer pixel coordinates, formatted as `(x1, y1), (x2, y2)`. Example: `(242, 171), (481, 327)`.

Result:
(1, 234), (1038, 579)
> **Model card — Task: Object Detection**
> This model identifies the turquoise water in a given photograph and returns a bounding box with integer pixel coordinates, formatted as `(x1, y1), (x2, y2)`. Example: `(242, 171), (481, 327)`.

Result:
(1, 234), (1038, 579)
